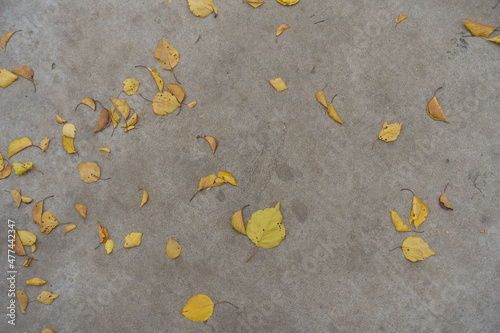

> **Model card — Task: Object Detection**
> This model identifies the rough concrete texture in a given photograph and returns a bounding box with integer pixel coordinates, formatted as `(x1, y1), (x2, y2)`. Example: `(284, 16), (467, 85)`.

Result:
(1, 0), (500, 332)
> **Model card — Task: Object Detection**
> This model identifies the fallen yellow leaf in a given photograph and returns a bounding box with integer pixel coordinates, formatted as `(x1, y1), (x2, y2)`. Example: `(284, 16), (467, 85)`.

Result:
(327, 103), (343, 124)
(181, 294), (214, 322)
(13, 230), (26, 256)
(232, 205), (249, 235)
(0, 68), (17, 88)
(122, 78), (140, 95)
(32, 200), (44, 225)
(487, 36), (500, 44)
(13, 162), (33, 175)
(187, 0), (218, 18)
(188, 100), (197, 108)
(8, 137), (33, 158)
(18, 230), (36, 246)
(12, 65), (35, 91)
(401, 236), (435, 262)
(1, 30), (20, 52)
(427, 87), (449, 123)
(11, 189), (21, 207)
(378, 122), (402, 142)
(439, 193), (453, 210)
(22, 257), (32, 266)
(78, 162), (101, 183)
(0, 163), (11, 179)
(409, 195), (428, 229)
(109, 97), (130, 120)
(166, 237), (182, 259)
(21, 196), (32, 204)
(246, 202), (285, 261)
(463, 20), (496, 37)
(200, 135), (217, 153)
(16, 290), (28, 314)
(269, 78), (287, 92)
(42, 328), (55, 333)
(37, 291), (59, 305)
(316, 90), (328, 108)
(98, 223), (108, 243)
(152, 91), (180, 115)
(75, 203), (87, 219)
(121, 112), (138, 129)
(62, 136), (77, 154)
(217, 171), (238, 186)
(124, 232), (142, 248)
(276, 0), (299, 5)
(276, 24), (290, 37)
(109, 108), (120, 128)
(167, 83), (185, 103)
(64, 224), (77, 233)
(247, 0), (265, 8)
(137, 66), (164, 92)
(395, 14), (407, 24)
(79, 97), (96, 111)
(62, 123), (76, 138)
(390, 210), (412, 232)
(105, 239), (114, 254)
(140, 190), (149, 207)
(154, 40), (180, 70)
(31, 244), (36, 253)
(26, 277), (46, 286)
(40, 137), (50, 152)
(40, 211), (59, 234)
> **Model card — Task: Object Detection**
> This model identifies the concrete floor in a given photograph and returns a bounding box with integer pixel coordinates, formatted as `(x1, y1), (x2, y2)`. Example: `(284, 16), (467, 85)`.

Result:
(1, 0), (500, 332)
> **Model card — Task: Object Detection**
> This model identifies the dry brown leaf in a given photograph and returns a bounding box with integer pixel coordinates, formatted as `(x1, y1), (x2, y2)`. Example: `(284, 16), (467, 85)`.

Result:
(40, 137), (50, 152)
(167, 83), (185, 103)
(154, 40), (180, 70)
(98, 223), (109, 243)
(13, 230), (26, 256)
(40, 211), (59, 234)
(32, 200), (43, 225)
(37, 291), (59, 305)
(0, 164), (12, 179)
(276, 24), (290, 37)
(75, 203), (87, 219)
(78, 162), (101, 183)
(16, 290), (28, 314)
(93, 107), (111, 133)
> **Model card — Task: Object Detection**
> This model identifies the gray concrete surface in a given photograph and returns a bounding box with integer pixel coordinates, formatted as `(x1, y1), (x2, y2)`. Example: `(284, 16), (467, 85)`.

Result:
(1, 0), (500, 332)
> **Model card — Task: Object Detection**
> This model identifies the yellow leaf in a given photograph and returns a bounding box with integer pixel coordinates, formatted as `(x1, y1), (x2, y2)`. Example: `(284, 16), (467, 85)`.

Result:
(327, 103), (343, 124)
(98, 223), (108, 243)
(42, 329), (55, 333)
(1, 31), (20, 52)
(203, 136), (218, 153)
(141, 66), (164, 92)
(152, 91), (180, 115)
(109, 108), (120, 128)
(276, 24), (290, 37)
(31, 244), (36, 253)
(32, 200), (43, 225)
(64, 224), (76, 233)
(0, 163), (11, 179)
(21, 196), (32, 204)
(390, 210), (412, 232)
(463, 20), (496, 37)
(109, 97), (130, 120)
(93, 107), (111, 133)
(99, 147), (111, 153)
(180, 294), (214, 322)
(75, 203), (87, 219)
(22, 257), (32, 266)
(166, 237), (182, 259)
(40, 211), (59, 234)
(439, 193), (453, 210)
(0, 68), (18, 88)
(167, 83), (185, 103)
(124, 232), (142, 248)
(8, 137), (33, 158)
(247, 0), (265, 8)
(316, 90), (328, 108)
(276, 0), (299, 5)
(217, 171), (238, 186)
(26, 277), (46, 286)
(197, 174), (218, 191)
(409, 195), (428, 229)
(122, 78), (140, 95)
(246, 202), (285, 261)
(37, 291), (59, 305)
(427, 88), (449, 123)
(80, 97), (96, 111)
(0, 152), (3, 172)
(401, 236), (435, 262)
(487, 36), (500, 44)
(40, 137), (50, 152)
(121, 112), (138, 128)
(62, 123), (76, 138)
(269, 78), (287, 92)
(62, 136), (77, 154)
(395, 14), (407, 24)
(16, 290), (28, 314)
(187, 0), (218, 18)
(140, 190), (149, 207)
(78, 162), (101, 183)
(378, 121), (402, 142)
(105, 239), (114, 254)
(232, 205), (249, 235)
(13, 229), (26, 256)
(124, 125), (135, 133)
(13, 162), (33, 175)
(11, 190), (21, 207)
(188, 100), (197, 108)
(154, 40), (180, 70)
(18, 230), (36, 246)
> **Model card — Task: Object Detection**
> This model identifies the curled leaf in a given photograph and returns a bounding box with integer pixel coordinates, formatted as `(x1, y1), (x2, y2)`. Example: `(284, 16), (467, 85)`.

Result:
(401, 236), (435, 262)
(2, 31), (20, 52)
(167, 83), (185, 103)
(140, 190), (149, 207)
(247, 0), (265, 8)
(109, 108), (120, 128)
(80, 97), (96, 111)
(276, 0), (299, 5)
(21, 196), (32, 204)
(93, 107), (111, 133)
(232, 205), (249, 235)
(0, 164), (11, 179)
(217, 171), (238, 186)
(124, 232), (142, 248)
(37, 291), (59, 305)
(203, 136), (218, 153)
(378, 122), (402, 142)
(316, 90), (328, 108)
(78, 162), (101, 183)
(122, 78), (140, 95)
(166, 237), (182, 259)
(62, 136), (77, 154)
(8, 137), (33, 158)
(327, 103), (343, 124)
(121, 112), (138, 129)
(32, 200), (43, 224)
(56, 115), (67, 124)
(276, 24), (290, 37)
(12, 66), (35, 91)
(26, 277), (46, 286)
(40, 137), (50, 152)
(188, 100), (197, 108)
(427, 88), (449, 123)
(409, 195), (428, 229)
(13, 162), (33, 175)
(98, 223), (108, 243)
(439, 193), (453, 210)
(269, 78), (287, 92)
(13, 230), (26, 256)
(64, 224), (76, 233)
(395, 14), (407, 24)
(181, 294), (214, 322)
(0, 68), (17, 88)
(109, 97), (130, 120)
(22, 257), (32, 266)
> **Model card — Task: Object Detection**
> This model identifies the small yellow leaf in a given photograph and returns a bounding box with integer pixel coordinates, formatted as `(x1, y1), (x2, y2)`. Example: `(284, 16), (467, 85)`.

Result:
(487, 36), (500, 44)
(18, 230), (36, 246)
(109, 108), (120, 128)
(13, 230), (26, 256)
(65, 224), (77, 233)
(409, 195), (428, 229)
(13, 162), (33, 175)
(154, 40), (180, 70)
(98, 223), (108, 243)
(31, 244), (36, 253)
(395, 14), (407, 24)
(32, 200), (43, 225)
(316, 90), (328, 108)
(427, 89), (449, 123)
(124, 125), (135, 133)
(247, 0), (265, 8)
(109, 97), (130, 120)
(16, 290), (28, 314)
(276, 24), (290, 37)
(276, 0), (299, 5)
(203, 136), (218, 153)
(78, 162), (101, 183)
(11, 190), (21, 207)
(40, 211), (59, 234)
(166, 237), (182, 259)
(401, 236), (435, 262)
(167, 83), (185, 103)
(152, 91), (180, 115)
(188, 100), (197, 108)
(22, 257), (32, 266)
(463, 20), (496, 37)
(93, 107), (111, 133)
(140, 190), (149, 207)
(143, 66), (164, 92)
(62, 136), (77, 154)
(232, 205), (249, 235)
(42, 329), (55, 333)
(269, 78), (287, 92)
(390, 210), (412, 232)
(62, 123), (76, 138)
(0, 164), (11, 179)
(80, 97), (96, 110)
(181, 294), (214, 322)
(0, 152), (3, 172)
(2, 31), (20, 52)
(480, 229), (487, 234)
(99, 147), (111, 153)
(378, 121), (402, 142)
(8, 137), (33, 158)
(439, 193), (453, 210)
(105, 239), (114, 254)
(217, 171), (238, 186)
(124, 232), (142, 248)
(40, 137), (50, 152)
(121, 112), (138, 128)
(327, 103), (343, 124)
(37, 291), (59, 305)
(122, 78), (140, 95)
(0, 68), (18, 88)
(187, 0), (218, 18)
(26, 277), (46, 286)
(21, 196), (32, 204)
(246, 202), (285, 250)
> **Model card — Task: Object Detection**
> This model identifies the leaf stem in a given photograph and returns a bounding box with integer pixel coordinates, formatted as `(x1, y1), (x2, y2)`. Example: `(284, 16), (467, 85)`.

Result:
(433, 86), (443, 97)
(246, 246), (259, 262)
(213, 300), (237, 308)
(190, 191), (199, 202)
(400, 188), (415, 196)
(443, 183), (449, 194)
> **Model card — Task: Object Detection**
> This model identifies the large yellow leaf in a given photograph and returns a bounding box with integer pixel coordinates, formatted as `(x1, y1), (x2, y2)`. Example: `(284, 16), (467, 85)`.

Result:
(152, 91), (180, 115)
(180, 294), (214, 322)
(124, 232), (142, 248)
(18, 230), (36, 245)
(122, 78), (139, 95)
(78, 162), (101, 183)
(409, 195), (428, 229)
(0, 68), (18, 88)
(13, 162), (33, 175)
(463, 20), (496, 37)
(8, 137), (32, 158)
(187, 0), (218, 18)
(246, 202), (285, 261)
(154, 40), (180, 70)
(401, 236), (435, 262)
(390, 210), (412, 232)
